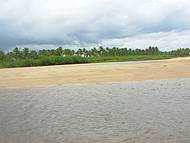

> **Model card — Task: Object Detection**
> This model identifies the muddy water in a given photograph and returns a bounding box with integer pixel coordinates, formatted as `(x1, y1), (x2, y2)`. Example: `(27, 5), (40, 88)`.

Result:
(0, 79), (190, 143)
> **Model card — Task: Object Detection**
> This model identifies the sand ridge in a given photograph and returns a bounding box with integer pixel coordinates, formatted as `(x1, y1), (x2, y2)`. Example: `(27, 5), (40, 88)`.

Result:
(0, 57), (190, 88)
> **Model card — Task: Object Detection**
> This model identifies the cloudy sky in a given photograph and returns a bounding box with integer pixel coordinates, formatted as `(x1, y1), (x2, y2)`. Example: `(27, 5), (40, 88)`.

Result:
(0, 0), (190, 51)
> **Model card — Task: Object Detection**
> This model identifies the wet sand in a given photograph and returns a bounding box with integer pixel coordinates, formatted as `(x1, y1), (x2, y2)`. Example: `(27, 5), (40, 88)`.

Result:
(0, 79), (190, 143)
(0, 57), (190, 88)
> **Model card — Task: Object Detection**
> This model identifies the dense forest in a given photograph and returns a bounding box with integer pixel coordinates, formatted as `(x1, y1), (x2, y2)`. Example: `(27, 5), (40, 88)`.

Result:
(0, 46), (190, 68)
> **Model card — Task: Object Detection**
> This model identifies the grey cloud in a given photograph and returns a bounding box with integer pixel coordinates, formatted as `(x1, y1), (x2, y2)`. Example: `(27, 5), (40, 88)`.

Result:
(103, 30), (190, 51)
(0, 0), (190, 50)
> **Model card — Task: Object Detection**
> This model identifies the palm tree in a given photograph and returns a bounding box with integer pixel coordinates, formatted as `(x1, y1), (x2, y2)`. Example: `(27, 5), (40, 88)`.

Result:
(0, 50), (5, 60)
(13, 47), (22, 60)
(56, 47), (63, 56)
(82, 48), (88, 57)
(30, 50), (38, 59)
(76, 49), (83, 56)
(64, 49), (73, 56)
(23, 48), (29, 59)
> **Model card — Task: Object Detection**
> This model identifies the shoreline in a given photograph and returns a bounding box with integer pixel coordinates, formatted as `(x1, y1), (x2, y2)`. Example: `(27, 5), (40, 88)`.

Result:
(0, 57), (190, 88)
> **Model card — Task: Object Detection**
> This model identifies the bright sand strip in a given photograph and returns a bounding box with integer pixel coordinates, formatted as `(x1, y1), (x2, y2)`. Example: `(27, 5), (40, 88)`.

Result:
(0, 57), (190, 88)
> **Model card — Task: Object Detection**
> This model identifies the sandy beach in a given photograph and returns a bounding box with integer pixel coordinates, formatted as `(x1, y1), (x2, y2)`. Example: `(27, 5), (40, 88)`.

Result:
(0, 57), (190, 88)
(0, 58), (190, 143)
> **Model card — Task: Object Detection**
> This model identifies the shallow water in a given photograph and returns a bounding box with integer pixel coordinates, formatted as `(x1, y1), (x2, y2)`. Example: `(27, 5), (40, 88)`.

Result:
(0, 79), (190, 143)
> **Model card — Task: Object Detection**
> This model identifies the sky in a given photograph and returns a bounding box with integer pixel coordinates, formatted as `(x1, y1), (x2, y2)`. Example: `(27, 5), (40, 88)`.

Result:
(0, 0), (190, 51)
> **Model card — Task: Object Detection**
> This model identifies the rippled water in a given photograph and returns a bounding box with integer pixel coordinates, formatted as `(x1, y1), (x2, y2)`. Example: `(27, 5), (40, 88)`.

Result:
(0, 79), (190, 143)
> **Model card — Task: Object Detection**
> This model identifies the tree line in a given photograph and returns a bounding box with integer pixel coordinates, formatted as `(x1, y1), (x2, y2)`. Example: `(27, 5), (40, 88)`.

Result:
(0, 46), (190, 61)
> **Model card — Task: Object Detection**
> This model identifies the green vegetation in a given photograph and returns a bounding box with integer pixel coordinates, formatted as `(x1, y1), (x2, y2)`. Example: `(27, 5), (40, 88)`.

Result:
(87, 55), (175, 63)
(0, 46), (189, 68)
(0, 56), (88, 68)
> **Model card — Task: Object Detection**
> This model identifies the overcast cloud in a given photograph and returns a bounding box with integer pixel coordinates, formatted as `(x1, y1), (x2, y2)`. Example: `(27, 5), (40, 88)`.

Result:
(0, 0), (190, 50)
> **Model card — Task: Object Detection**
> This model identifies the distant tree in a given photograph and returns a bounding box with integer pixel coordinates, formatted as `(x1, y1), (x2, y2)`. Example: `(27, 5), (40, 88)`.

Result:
(39, 49), (48, 56)
(0, 50), (5, 60)
(90, 48), (99, 57)
(13, 47), (22, 60)
(82, 48), (88, 57)
(1, 46), (189, 64)
(22, 48), (30, 59)
(76, 49), (83, 56)
(64, 49), (73, 56)
(30, 50), (38, 59)
(55, 47), (63, 56)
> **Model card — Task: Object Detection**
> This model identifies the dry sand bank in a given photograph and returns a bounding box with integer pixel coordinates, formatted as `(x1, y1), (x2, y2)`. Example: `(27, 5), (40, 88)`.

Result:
(0, 57), (190, 88)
